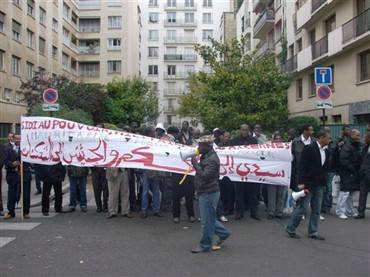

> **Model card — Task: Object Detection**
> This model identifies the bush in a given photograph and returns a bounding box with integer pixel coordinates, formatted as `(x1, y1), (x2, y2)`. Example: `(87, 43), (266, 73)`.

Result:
(287, 116), (319, 135)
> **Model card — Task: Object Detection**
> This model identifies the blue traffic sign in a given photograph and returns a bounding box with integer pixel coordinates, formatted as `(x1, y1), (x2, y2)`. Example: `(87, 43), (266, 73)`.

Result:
(316, 85), (332, 101)
(315, 67), (332, 85)
(43, 89), (58, 104)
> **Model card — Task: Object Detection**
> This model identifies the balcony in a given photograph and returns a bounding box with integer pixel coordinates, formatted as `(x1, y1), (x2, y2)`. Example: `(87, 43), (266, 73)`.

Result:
(163, 106), (176, 113)
(164, 54), (197, 61)
(342, 8), (370, 44)
(163, 71), (190, 79)
(256, 39), (275, 56)
(252, 0), (270, 14)
(79, 46), (100, 55)
(164, 36), (197, 44)
(80, 70), (99, 77)
(164, 19), (197, 27)
(163, 88), (185, 96)
(311, 0), (326, 13)
(164, 3), (197, 10)
(311, 36), (328, 60)
(280, 55), (297, 73)
(78, 0), (101, 10)
(253, 9), (275, 39)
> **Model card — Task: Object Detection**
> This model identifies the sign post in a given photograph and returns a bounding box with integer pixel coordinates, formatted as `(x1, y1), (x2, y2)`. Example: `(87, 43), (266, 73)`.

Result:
(315, 68), (333, 126)
(42, 88), (59, 117)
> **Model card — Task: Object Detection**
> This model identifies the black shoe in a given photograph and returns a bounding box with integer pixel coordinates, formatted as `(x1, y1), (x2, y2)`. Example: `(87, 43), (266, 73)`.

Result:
(42, 212), (49, 216)
(217, 235), (230, 245)
(234, 214), (243, 220)
(284, 226), (301, 239)
(191, 247), (206, 254)
(81, 207), (87, 213)
(354, 214), (365, 219)
(267, 214), (275, 220)
(308, 234), (325, 240)
(107, 214), (117, 219)
(250, 214), (261, 221)
(68, 208), (76, 213)
(55, 209), (66, 214)
(96, 208), (102, 213)
(103, 208), (108, 213)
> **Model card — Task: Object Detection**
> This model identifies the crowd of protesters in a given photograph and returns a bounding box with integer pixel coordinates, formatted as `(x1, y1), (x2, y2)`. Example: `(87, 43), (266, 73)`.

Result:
(0, 121), (369, 240)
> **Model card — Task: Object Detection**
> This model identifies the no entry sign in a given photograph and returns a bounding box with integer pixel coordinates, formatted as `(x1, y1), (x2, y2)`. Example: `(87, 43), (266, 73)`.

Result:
(43, 89), (58, 104)
(316, 85), (332, 101)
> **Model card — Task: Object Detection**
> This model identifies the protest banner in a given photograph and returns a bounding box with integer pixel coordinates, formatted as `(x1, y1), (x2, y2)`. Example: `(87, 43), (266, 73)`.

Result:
(20, 117), (292, 186)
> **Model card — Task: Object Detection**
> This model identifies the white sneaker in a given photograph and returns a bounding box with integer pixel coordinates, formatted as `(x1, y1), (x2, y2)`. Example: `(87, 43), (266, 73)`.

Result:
(302, 215), (305, 220)
(320, 215), (325, 221)
(338, 214), (348, 219)
(346, 213), (358, 217)
(219, 215), (228, 222)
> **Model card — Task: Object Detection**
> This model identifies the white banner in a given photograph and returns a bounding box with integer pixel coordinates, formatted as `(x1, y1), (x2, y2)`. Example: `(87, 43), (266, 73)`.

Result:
(20, 117), (292, 186)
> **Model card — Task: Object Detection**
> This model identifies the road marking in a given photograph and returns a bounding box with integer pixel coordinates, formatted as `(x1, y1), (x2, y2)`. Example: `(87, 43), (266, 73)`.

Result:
(0, 222), (40, 230)
(0, 237), (16, 247)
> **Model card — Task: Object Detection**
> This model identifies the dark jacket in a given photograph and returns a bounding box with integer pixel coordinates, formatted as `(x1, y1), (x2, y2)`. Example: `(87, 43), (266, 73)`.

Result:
(39, 163), (66, 183)
(0, 143), (5, 169)
(230, 135), (258, 146)
(4, 144), (32, 182)
(359, 144), (370, 184)
(339, 138), (362, 191)
(192, 148), (220, 194)
(178, 131), (194, 146)
(67, 165), (89, 178)
(298, 142), (329, 191)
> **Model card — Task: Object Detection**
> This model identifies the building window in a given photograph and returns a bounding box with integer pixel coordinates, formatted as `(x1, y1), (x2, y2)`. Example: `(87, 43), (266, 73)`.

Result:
(79, 18), (100, 32)
(296, 38), (302, 52)
(107, 61), (121, 73)
(39, 37), (46, 55)
(26, 29), (35, 48)
(166, 30), (176, 41)
(148, 47), (159, 58)
(167, 12), (176, 23)
(149, 0), (158, 7)
(27, 0), (35, 17)
(39, 7), (46, 25)
(167, 0), (176, 7)
(185, 0), (194, 8)
(148, 65), (158, 75)
(12, 55), (21, 76)
(39, 67), (46, 75)
(332, 114), (341, 123)
(4, 88), (11, 101)
(275, 21), (282, 42)
(12, 20), (21, 41)
(63, 2), (70, 18)
(12, 0), (21, 7)
(167, 65), (176, 76)
(26, 62), (34, 79)
(359, 50), (370, 82)
(325, 14), (336, 34)
(0, 12), (5, 33)
(309, 29), (316, 44)
(203, 0), (212, 7)
(148, 30), (159, 40)
(71, 12), (78, 26)
(0, 50), (4, 70)
(149, 12), (158, 23)
(108, 16), (122, 29)
(202, 29), (213, 40)
(185, 13), (194, 23)
(63, 27), (69, 39)
(52, 18), (58, 31)
(296, 78), (303, 100)
(52, 46), (57, 59)
(203, 13), (212, 23)
(107, 38), (121, 50)
(62, 52), (69, 67)
(15, 91), (21, 103)
(309, 73), (315, 97)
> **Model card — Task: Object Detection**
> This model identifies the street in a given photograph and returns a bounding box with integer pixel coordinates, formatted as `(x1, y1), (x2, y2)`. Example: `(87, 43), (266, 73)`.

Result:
(1, 171), (369, 276)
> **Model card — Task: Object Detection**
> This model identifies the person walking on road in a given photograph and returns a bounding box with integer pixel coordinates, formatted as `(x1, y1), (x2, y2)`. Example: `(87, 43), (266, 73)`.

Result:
(190, 135), (231, 253)
(284, 130), (331, 240)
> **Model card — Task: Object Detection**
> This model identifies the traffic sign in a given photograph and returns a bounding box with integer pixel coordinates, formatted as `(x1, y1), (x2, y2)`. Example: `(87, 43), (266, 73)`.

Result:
(43, 88), (58, 104)
(315, 67), (332, 85)
(316, 85), (332, 100)
(316, 100), (333, 109)
(42, 103), (59, 111)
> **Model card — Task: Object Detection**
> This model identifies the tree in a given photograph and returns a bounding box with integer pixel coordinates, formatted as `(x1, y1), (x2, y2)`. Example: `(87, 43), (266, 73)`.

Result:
(177, 37), (291, 132)
(104, 76), (160, 127)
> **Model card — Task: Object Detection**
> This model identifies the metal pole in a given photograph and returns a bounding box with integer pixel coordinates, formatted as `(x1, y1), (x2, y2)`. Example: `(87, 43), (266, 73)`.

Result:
(322, 108), (326, 126)
(20, 162), (24, 221)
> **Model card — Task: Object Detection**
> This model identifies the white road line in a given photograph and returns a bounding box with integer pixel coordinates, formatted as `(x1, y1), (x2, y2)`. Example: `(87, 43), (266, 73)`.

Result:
(0, 222), (40, 230)
(0, 237), (16, 247)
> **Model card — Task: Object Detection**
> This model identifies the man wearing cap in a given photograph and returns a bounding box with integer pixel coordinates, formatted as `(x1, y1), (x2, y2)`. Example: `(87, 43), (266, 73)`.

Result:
(155, 123), (166, 139)
(190, 135), (231, 253)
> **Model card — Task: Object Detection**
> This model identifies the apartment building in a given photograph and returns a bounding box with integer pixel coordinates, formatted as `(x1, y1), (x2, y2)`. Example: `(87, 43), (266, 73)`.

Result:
(237, 0), (370, 125)
(0, 0), (141, 136)
(139, 0), (233, 127)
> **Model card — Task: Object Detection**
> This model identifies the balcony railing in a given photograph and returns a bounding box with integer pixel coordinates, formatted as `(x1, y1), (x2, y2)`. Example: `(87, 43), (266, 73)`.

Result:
(164, 3), (197, 10)
(78, 0), (101, 10)
(163, 88), (185, 96)
(164, 19), (197, 27)
(256, 39), (275, 56)
(253, 9), (275, 38)
(79, 25), (100, 32)
(342, 8), (370, 43)
(312, 0), (326, 13)
(280, 55), (297, 73)
(164, 36), (197, 44)
(311, 36), (328, 60)
(79, 46), (100, 54)
(163, 72), (190, 79)
(164, 54), (197, 61)
(80, 70), (99, 77)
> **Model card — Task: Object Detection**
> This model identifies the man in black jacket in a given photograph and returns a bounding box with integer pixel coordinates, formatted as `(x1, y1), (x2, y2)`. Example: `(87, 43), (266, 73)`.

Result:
(284, 130), (331, 240)
(39, 163), (67, 216)
(190, 135), (231, 253)
(355, 131), (370, 219)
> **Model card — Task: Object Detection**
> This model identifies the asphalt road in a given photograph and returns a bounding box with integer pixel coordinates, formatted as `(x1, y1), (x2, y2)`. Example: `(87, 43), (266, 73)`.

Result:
(1, 171), (369, 276)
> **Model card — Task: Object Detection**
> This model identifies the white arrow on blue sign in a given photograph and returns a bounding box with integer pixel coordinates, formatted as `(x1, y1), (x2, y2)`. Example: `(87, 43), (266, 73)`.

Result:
(314, 67), (332, 85)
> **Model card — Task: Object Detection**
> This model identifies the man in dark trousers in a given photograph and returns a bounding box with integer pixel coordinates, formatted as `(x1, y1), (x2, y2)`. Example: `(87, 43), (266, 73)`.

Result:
(355, 131), (370, 219)
(284, 130), (331, 240)
(190, 135), (231, 253)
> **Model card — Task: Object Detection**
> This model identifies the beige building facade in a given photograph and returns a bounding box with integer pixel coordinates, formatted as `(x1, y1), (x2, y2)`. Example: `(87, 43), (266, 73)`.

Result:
(0, 0), (141, 136)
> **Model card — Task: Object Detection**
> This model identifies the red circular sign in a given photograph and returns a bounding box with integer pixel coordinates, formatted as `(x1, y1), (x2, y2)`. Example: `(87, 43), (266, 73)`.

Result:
(43, 89), (58, 104)
(316, 85), (332, 101)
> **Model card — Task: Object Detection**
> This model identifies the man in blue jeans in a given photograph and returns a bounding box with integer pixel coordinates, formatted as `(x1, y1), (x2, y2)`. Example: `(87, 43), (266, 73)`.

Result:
(190, 135), (231, 253)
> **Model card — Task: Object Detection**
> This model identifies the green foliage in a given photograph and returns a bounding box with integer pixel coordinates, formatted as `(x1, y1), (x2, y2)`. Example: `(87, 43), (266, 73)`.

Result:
(177, 36), (291, 132)
(0, 138), (8, 145)
(32, 103), (94, 125)
(287, 116), (319, 134)
(103, 123), (118, 130)
(104, 76), (160, 126)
